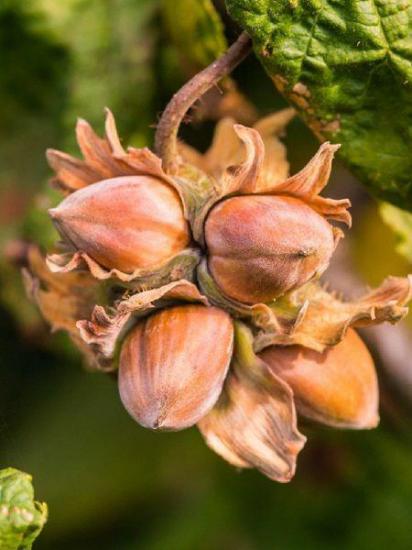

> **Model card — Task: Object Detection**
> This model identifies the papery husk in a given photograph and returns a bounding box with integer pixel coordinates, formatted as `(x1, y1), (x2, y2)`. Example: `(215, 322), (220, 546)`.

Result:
(22, 246), (107, 369)
(157, 162), (217, 247)
(198, 322), (306, 482)
(197, 258), (281, 332)
(47, 109), (349, 262)
(254, 276), (412, 354)
(47, 109), (172, 194)
(47, 247), (201, 287)
(76, 280), (209, 370)
(174, 109), (296, 244)
(175, 109), (350, 244)
(178, 108), (294, 181)
(47, 109), (201, 283)
(217, 129), (350, 225)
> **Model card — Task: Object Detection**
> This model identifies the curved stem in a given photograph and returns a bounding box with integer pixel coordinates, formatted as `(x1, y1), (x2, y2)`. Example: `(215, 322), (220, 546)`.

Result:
(155, 32), (252, 174)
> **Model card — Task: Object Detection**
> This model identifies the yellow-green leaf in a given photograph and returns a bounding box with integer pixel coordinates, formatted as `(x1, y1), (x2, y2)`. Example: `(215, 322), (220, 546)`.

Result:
(162, 0), (227, 71)
(381, 202), (412, 263)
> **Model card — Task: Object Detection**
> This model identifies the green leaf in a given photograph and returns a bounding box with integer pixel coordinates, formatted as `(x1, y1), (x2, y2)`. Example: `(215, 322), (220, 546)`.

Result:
(0, 468), (47, 550)
(162, 0), (227, 71)
(226, 0), (412, 209)
(380, 201), (412, 262)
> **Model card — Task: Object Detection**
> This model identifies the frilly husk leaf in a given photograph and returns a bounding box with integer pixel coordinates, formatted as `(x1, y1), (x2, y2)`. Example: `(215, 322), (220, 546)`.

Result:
(175, 109), (349, 245)
(222, 134), (351, 226)
(270, 142), (351, 225)
(219, 123), (265, 194)
(47, 109), (204, 274)
(254, 276), (412, 354)
(253, 109), (296, 186)
(47, 109), (174, 194)
(178, 108), (293, 182)
(169, 164), (218, 244)
(24, 247), (208, 372)
(196, 259), (281, 332)
(174, 109), (294, 244)
(198, 323), (306, 482)
(76, 280), (209, 371)
(22, 246), (107, 369)
(46, 247), (201, 287)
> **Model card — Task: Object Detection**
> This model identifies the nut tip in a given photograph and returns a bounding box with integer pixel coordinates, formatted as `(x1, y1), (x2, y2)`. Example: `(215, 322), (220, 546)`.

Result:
(48, 207), (61, 220)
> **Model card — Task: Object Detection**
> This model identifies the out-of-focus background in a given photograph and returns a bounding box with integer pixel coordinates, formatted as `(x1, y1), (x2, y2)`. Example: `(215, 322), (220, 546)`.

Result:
(1, 1), (412, 548)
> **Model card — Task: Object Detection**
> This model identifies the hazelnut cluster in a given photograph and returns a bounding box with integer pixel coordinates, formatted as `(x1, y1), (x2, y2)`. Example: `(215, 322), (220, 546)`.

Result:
(24, 105), (412, 482)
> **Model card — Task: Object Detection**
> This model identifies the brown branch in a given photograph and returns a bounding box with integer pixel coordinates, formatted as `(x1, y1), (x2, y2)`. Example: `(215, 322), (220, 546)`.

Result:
(154, 32), (252, 174)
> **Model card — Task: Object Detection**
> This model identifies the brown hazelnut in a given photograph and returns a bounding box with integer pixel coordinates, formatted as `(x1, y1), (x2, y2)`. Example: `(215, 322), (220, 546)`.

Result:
(259, 329), (379, 428)
(118, 304), (234, 430)
(205, 194), (336, 304)
(50, 175), (190, 273)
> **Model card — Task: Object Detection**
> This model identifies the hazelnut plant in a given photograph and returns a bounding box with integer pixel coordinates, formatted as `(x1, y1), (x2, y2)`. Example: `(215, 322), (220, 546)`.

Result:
(24, 31), (412, 483)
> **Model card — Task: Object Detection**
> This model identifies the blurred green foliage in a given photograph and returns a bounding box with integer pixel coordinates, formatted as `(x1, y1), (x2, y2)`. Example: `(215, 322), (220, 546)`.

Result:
(34, 0), (158, 145)
(0, 2), (69, 200)
(352, 203), (411, 288)
(380, 203), (412, 265)
(1, 1), (412, 549)
(161, 0), (227, 73)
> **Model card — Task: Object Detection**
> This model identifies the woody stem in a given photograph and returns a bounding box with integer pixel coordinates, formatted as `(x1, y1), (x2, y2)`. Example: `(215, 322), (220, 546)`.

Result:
(154, 32), (252, 174)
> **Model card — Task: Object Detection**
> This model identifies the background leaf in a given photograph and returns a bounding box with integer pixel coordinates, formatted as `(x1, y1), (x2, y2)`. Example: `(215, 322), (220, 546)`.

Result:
(161, 0), (227, 72)
(0, 468), (47, 550)
(226, 0), (412, 209)
(380, 202), (412, 262)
